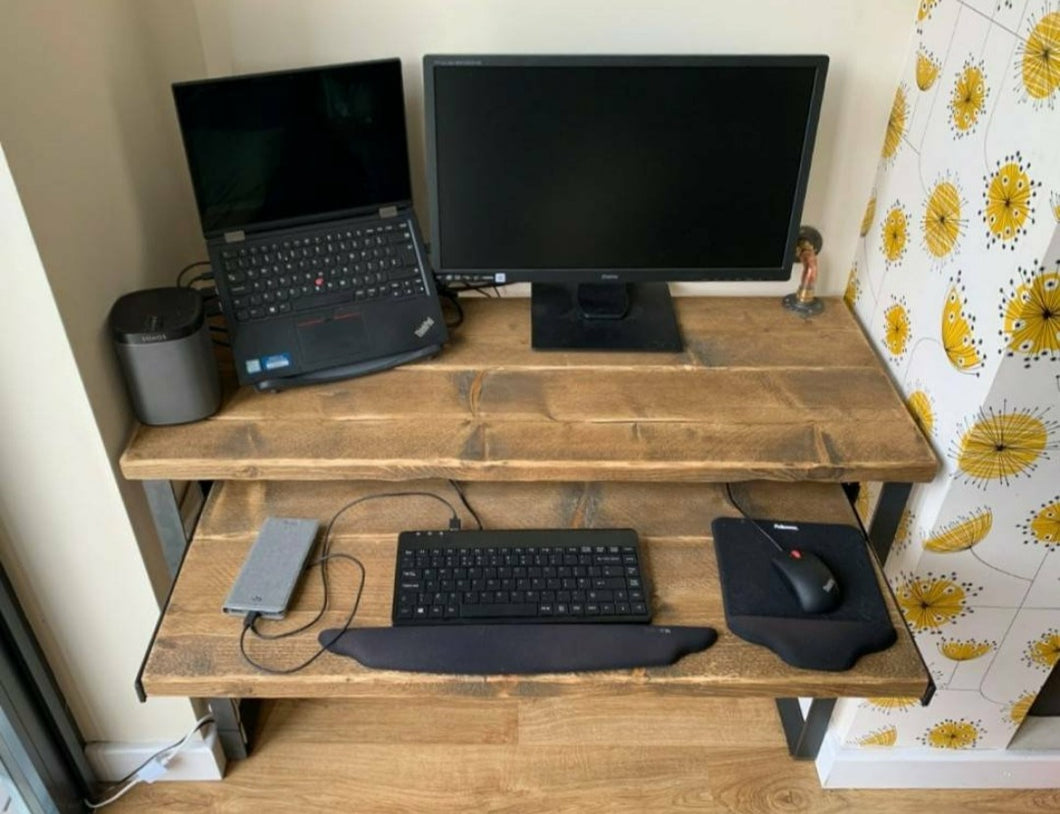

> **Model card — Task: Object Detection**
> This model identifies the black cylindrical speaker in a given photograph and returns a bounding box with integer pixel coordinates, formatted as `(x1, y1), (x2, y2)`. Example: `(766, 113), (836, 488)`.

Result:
(109, 287), (221, 425)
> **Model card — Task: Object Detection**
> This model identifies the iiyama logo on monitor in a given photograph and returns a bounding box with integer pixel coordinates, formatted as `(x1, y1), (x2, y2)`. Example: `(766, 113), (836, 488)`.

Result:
(774, 523), (801, 531)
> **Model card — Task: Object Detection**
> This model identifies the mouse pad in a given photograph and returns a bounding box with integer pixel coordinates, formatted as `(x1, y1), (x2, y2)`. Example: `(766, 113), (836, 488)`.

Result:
(711, 517), (896, 671)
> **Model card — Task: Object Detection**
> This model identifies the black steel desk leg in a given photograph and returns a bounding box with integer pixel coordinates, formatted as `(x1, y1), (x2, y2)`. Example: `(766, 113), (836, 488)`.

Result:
(141, 480), (255, 761)
(867, 482), (912, 563)
(776, 697), (836, 759)
(142, 480), (190, 579)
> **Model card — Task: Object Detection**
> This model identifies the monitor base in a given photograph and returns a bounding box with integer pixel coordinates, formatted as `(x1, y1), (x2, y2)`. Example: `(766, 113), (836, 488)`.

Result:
(530, 282), (683, 352)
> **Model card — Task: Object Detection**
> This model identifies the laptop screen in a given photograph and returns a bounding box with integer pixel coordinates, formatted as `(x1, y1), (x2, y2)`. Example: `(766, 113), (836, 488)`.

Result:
(173, 59), (412, 236)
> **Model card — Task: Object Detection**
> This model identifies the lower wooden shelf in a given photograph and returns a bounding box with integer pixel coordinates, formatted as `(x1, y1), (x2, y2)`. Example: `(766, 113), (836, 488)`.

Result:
(140, 479), (929, 701)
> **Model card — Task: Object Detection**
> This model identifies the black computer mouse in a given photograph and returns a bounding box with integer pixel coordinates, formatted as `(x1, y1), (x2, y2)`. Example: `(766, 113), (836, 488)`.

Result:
(771, 549), (841, 614)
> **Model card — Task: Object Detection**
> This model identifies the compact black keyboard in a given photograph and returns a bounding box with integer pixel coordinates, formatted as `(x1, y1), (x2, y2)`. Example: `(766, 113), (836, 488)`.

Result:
(218, 218), (428, 323)
(392, 528), (651, 625)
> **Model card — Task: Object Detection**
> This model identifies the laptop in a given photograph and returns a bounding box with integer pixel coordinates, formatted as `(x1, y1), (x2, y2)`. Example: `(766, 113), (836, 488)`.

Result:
(173, 58), (447, 391)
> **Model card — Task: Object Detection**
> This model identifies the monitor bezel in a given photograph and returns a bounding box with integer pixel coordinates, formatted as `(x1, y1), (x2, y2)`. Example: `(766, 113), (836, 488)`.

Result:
(422, 53), (829, 284)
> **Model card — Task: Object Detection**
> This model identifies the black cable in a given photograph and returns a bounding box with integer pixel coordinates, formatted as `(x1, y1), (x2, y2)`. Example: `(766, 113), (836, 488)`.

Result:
(239, 552), (366, 674)
(176, 261), (210, 287)
(450, 282), (502, 296)
(448, 479), (484, 530)
(183, 271), (215, 289)
(723, 482), (786, 553)
(438, 286), (465, 328)
(237, 491), (461, 672)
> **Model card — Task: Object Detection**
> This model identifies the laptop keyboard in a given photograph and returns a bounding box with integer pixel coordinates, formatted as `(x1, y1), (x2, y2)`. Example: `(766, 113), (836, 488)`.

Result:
(218, 219), (428, 323)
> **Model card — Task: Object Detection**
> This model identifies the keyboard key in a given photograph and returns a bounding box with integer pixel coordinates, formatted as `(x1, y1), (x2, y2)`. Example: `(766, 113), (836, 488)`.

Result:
(460, 603), (537, 618)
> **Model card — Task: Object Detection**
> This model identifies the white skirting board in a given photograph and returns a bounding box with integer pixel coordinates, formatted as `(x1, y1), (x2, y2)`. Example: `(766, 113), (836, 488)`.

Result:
(85, 724), (225, 783)
(815, 731), (1060, 788)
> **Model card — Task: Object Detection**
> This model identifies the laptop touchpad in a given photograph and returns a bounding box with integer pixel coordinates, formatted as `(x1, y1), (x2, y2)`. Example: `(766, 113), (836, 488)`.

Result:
(296, 308), (373, 364)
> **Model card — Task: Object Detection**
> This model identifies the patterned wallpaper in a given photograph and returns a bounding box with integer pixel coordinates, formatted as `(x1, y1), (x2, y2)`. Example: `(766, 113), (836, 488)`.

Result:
(840, 0), (1060, 751)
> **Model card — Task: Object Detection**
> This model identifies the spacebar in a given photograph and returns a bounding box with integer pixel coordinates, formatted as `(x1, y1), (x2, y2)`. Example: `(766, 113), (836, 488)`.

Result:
(460, 603), (537, 619)
(320, 624), (717, 674)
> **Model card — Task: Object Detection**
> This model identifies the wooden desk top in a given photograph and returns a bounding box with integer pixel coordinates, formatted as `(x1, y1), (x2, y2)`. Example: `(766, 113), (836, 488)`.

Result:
(119, 297), (938, 484)
(141, 479), (930, 700)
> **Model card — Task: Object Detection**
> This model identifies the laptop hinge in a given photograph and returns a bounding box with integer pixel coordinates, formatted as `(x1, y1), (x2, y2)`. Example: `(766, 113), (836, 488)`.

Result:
(224, 230), (246, 243)
(378, 206), (398, 219)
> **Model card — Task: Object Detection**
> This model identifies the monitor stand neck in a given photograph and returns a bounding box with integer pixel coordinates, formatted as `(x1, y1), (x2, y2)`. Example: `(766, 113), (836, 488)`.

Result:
(530, 282), (683, 352)
(576, 282), (632, 320)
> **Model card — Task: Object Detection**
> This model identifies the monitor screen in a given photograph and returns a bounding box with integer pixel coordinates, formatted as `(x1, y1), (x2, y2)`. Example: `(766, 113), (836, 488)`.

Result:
(424, 55), (828, 284)
(173, 59), (412, 236)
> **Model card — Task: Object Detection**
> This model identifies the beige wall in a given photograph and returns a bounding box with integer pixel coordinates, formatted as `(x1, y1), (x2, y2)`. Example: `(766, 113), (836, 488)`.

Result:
(0, 1), (207, 741)
(194, 0), (919, 295)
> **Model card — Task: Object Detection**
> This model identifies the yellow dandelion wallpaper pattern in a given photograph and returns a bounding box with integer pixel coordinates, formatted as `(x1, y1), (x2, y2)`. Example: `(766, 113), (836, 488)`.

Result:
(895, 572), (973, 632)
(1022, 496), (1060, 547)
(893, 507), (914, 553)
(923, 180), (964, 258)
(981, 154), (1037, 248)
(1006, 692), (1038, 725)
(884, 301), (911, 358)
(1053, 191), (1060, 221)
(950, 59), (988, 133)
(920, 719), (982, 749)
(864, 697), (919, 713)
(916, 49), (941, 90)
(881, 204), (909, 263)
(941, 275), (983, 373)
(939, 638), (994, 661)
(1024, 630), (1060, 670)
(860, 195), (877, 237)
(1001, 265), (1060, 365)
(923, 509), (993, 553)
(907, 390), (935, 436)
(844, 265), (860, 310)
(857, 726), (898, 747)
(1020, 10), (1060, 101)
(917, 0), (940, 25)
(954, 405), (1053, 486)
(882, 87), (907, 159)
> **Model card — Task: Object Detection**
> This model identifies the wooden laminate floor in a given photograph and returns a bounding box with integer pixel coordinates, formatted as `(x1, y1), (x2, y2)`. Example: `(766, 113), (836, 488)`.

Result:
(107, 697), (1059, 812)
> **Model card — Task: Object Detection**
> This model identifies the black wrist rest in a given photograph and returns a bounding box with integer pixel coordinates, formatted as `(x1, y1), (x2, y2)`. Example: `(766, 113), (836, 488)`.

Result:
(320, 624), (717, 674)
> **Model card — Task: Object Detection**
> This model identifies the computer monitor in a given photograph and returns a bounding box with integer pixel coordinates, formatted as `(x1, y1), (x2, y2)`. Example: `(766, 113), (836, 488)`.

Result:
(423, 54), (828, 351)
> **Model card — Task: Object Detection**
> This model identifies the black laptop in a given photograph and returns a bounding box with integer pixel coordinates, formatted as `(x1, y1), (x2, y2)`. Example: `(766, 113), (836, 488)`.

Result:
(173, 58), (447, 391)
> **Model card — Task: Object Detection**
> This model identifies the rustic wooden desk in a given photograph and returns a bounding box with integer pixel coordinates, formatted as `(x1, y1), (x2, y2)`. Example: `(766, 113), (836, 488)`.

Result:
(121, 296), (938, 761)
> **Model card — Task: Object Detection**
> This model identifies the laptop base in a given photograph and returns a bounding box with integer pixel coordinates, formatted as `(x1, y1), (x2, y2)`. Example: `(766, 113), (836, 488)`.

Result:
(254, 343), (443, 392)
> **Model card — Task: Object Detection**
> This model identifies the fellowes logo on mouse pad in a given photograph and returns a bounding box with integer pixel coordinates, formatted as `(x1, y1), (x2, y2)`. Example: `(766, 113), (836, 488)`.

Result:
(711, 517), (896, 672)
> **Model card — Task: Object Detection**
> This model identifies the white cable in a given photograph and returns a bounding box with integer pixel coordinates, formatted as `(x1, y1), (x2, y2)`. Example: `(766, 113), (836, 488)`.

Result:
(158, 713), (215, 768)
(84, 778), (141, 809)
(83, 713), (215, 809)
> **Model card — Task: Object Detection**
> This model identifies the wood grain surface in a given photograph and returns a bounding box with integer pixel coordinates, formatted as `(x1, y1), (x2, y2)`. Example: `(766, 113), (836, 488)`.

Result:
(119, 297), (938, 483)
(105, 696), (1060, 813)
(140, 479), (929, 700)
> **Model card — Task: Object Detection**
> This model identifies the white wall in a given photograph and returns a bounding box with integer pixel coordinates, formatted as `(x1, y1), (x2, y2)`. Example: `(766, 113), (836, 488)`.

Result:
(194, 0), (919, 295)
(0, 0), (207, 741)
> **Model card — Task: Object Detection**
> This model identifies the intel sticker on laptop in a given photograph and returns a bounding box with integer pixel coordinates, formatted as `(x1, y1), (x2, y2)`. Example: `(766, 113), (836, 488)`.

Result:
(263, 353), (292, 371)
(246, 354), (291, 375)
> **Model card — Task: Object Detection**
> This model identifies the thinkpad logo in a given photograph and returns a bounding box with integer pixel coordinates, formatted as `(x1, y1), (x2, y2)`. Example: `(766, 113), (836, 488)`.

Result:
(414, 316), (435, 338)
